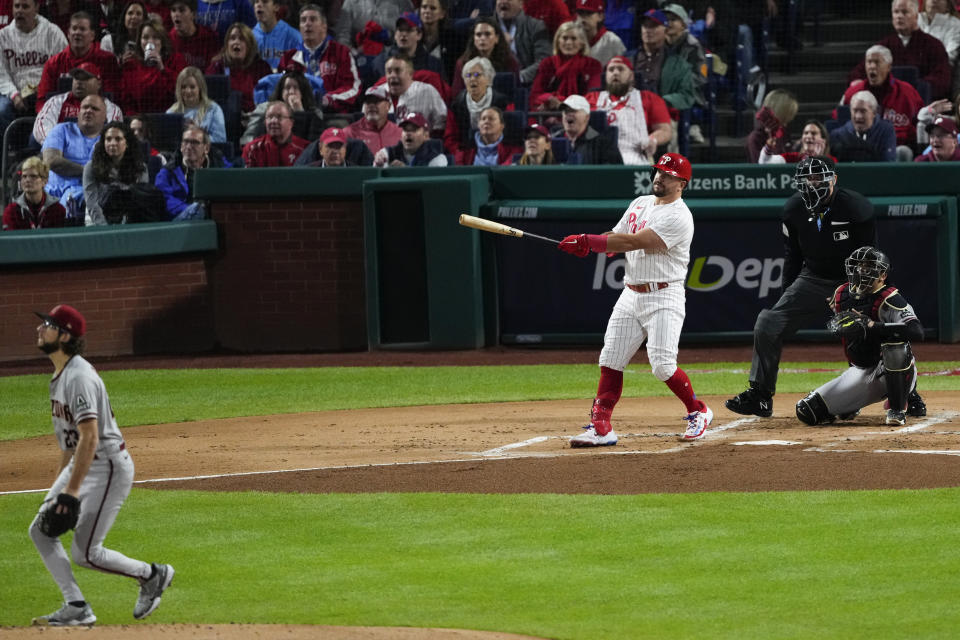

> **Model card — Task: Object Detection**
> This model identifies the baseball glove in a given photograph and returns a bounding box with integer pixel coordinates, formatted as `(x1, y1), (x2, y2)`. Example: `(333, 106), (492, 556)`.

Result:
(828, 309), (868, 341)
(38, 493), (80, 537)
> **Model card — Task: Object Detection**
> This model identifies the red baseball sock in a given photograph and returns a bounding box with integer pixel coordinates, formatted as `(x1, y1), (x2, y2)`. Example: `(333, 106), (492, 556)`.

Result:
(665, 368), (705, 414)
(591, 367), (623, 435)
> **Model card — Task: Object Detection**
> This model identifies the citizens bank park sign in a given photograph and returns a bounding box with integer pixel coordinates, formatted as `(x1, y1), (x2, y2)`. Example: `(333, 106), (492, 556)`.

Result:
(633, 170), (794, 195)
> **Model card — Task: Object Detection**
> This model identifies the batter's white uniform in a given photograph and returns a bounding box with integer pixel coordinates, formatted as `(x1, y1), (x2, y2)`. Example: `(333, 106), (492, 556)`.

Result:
(599, 194), (694, 380)
(29, 355), (151, 603)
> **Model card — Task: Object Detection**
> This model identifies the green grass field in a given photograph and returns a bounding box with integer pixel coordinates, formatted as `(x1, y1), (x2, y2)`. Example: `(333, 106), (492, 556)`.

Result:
(3, 362), (960, 637)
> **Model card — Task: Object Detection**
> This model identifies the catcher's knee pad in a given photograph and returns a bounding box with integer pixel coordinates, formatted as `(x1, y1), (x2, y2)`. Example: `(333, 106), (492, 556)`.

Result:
(650, 361), (677, 382)
(881, 342), (913, 372)
(796, 391), (834, 426)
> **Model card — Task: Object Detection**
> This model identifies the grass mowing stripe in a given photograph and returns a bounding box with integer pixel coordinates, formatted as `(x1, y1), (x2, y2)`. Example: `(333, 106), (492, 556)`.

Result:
(2, 489), (959, 638)
(2, 362), (959, 441)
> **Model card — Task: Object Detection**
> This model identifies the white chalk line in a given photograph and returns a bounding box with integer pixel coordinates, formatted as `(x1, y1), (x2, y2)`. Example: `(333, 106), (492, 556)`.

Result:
(894, 411), (960, 433)
(2, 414), (957, 497)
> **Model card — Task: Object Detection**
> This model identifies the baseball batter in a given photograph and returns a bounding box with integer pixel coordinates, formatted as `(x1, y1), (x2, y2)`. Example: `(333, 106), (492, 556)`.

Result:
(29, 305), (174, 627)
(797, 247), (924, 426)
(558, 153), (713, 445)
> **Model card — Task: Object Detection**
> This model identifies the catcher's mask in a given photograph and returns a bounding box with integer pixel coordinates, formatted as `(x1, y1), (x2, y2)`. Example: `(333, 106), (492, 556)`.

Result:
(793, 156), (836, 211)
(845, 246), (889, 298)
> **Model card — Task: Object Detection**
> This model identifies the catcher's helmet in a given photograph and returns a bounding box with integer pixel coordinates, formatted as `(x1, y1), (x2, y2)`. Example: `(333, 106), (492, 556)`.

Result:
(792, 156), (836, 211)
(654, 152), (692, 181)
(845, 246), (889, 298)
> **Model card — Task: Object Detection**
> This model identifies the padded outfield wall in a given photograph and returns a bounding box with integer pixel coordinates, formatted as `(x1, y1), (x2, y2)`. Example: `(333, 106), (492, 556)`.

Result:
(0, 164), (956, 360)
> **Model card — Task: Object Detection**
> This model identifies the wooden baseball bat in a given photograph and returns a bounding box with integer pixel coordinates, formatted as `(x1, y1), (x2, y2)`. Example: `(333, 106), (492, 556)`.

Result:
(458, 214), (560, 244)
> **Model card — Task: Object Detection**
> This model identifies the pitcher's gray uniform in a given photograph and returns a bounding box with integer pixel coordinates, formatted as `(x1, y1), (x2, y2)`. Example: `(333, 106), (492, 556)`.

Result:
(29, 304), (173, 627)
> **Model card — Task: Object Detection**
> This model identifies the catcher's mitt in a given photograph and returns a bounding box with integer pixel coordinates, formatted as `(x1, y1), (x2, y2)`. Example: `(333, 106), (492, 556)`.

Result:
(38, 493), (80, 537)
(828, 309), (868, 341)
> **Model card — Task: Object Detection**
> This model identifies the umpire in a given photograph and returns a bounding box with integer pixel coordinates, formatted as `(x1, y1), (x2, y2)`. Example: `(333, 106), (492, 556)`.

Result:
(726, 156), (926, 418)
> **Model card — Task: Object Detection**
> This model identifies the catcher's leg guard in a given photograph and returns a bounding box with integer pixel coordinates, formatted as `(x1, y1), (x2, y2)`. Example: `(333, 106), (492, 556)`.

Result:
(882, 342), (914, 412)
(796, 391), (834, 425)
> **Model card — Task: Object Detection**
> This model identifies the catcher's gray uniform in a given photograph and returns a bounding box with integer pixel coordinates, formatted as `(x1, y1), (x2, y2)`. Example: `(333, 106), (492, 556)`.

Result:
(812, 289), (919, 418)
(29, 355), (151, 604)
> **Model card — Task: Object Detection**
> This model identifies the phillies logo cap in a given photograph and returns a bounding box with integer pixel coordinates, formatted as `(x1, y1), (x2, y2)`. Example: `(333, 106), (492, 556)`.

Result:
(35, 304), (86, 337)
(577, 0), (604, 12)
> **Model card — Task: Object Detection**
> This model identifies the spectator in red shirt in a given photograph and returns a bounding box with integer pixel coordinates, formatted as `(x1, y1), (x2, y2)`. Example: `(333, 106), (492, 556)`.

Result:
(36, 11), (121, 110)
(169, 0), (221, 70)
(530, 20), (602, 111)
(523, 0), (572, 35)
(840, 44), (924, 158)
(119, 20), (187, 113)
(33, 62), (123, 144)
(277, 5), (361, 113)
(206, 22), (272, 111)
(1, 155), (67, 230)
(242, 100), (307, 165)
(849, 0), (952, 100)
(342, 84), (402, 155)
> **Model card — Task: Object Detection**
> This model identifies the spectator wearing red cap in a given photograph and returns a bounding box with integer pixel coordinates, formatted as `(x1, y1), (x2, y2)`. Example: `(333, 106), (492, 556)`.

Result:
(33, 63), (123, 144)
(309, 126), (352, 166)
(451, 17), (519, 96)
(206, 22), (273, 112)
(585, 55), (670, 165)
(374, 111), (448, 166)
(334, 0), (412, 51)
(169, 0), (221, 70)
(277, 5), (361, 113)
(444, 56), (512, 155)
(119, 20), (187, 114)
(35, 11), (121, 111)
(370, 12), (445, 81)
(342, 84), (402, 155)
(574, 0), (624, 67)
(0, 0), (67, 133)
(242, 100), (307, 166)
(523, 0), (572, 35)
(454, 105), (521, 165)
(494, 0), (551, 84)
(2, 155), (66, 230)
(530, 21), (601, 111)
(514, 122), (556, 164)
(914, 115), (960, 161)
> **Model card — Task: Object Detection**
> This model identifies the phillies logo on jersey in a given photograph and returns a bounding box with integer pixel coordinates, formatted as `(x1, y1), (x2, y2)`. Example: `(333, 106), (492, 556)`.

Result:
(627, 210), (647, 234)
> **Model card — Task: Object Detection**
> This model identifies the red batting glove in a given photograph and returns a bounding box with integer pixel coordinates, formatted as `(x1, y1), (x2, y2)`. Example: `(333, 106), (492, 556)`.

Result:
(559, 234), (590, 257)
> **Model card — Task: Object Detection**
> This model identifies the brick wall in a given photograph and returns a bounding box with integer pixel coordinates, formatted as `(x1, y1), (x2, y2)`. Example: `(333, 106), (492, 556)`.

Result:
(208, 199), (367, 352)
(0, 255), (214, 361)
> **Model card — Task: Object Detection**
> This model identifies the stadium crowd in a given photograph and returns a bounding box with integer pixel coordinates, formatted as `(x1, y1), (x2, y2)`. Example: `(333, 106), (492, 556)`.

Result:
(1, 0), (958, 229)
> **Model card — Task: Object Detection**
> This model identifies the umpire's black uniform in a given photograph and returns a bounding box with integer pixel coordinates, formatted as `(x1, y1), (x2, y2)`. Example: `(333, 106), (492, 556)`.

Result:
(749, 187), (876, 396)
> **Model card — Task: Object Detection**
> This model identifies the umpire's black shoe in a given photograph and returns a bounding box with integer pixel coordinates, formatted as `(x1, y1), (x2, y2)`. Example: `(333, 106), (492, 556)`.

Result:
(725, 387), (773, 418)
(907, 390), (927, 417)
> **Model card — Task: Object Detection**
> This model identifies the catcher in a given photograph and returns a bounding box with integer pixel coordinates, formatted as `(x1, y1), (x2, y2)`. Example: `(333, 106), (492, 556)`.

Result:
(28, 305), (173, 627)
(796, 247), (924, 426)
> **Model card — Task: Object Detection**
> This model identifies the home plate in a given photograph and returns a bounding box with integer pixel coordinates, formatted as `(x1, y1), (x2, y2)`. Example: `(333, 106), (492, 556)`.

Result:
(732, 440), (803, 446)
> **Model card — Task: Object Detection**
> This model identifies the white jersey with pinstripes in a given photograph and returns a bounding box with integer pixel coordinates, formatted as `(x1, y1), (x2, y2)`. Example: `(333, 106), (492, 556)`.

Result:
(612, 194), (694, 283)
(49, 355), (124, 454)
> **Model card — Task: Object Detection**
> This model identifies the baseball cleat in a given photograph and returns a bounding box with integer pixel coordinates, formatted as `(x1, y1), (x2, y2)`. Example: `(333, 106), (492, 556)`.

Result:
(681, 406), (713, 441)
(725, 387), (773, 417)
(570, 425), (618, 447)
(32, 602), (96, 627)
(906, 390), (926, 417)
(885, 409), (906, 426)
(134, 563), (174, 620)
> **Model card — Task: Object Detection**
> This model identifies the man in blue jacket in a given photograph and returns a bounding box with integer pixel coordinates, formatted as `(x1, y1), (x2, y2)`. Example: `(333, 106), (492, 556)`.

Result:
(829, 90), (897, 162)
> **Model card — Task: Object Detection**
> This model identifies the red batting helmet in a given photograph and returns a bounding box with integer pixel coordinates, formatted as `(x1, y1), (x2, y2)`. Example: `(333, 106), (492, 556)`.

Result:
(654, 152), (692, 182)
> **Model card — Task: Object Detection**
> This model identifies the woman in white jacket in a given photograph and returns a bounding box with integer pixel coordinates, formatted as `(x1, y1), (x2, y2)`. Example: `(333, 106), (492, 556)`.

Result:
(919, 0), (960, 65)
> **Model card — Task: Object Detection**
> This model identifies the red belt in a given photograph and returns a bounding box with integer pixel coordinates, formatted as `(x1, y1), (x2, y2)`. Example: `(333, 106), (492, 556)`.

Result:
(94, 442), (125, 460)
(627, 282), (669, 293)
